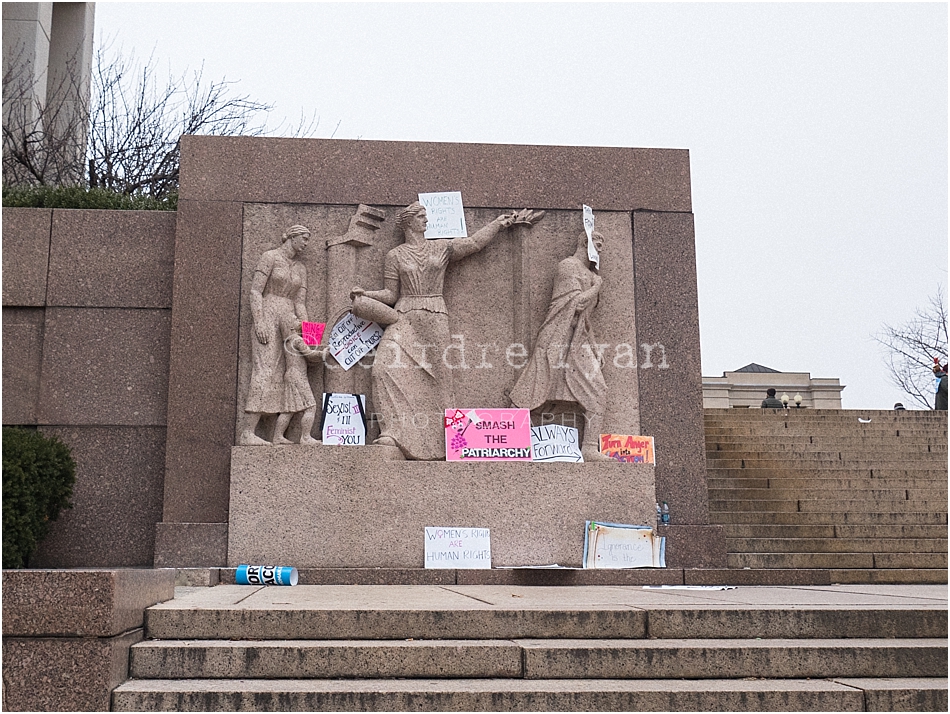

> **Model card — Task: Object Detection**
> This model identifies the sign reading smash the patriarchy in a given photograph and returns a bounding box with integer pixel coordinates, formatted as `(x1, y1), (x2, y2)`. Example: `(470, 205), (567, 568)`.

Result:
(600, 434), (655, 463)
(419, 191), (468, 239)
(328, 312), (384, 371)
(444, 409), (532, 461)
(424, 527), (491, 569)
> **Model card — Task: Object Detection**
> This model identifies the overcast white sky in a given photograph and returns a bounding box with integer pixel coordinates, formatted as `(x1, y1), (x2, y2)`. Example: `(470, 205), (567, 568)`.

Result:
(96, 1), (948, 409)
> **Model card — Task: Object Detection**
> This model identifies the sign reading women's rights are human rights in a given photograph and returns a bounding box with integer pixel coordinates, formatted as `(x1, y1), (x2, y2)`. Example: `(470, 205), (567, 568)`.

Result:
(444, 409), (532, 461)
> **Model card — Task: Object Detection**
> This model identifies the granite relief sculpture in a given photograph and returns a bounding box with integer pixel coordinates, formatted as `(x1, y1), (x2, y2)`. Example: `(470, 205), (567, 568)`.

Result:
(240, 225), (321, 446)
(509, 230), (610, 461)
(350, 202), (543, 460)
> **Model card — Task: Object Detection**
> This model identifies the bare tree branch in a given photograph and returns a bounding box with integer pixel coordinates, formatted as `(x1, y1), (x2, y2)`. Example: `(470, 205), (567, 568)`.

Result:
(874, 286), (948, 409)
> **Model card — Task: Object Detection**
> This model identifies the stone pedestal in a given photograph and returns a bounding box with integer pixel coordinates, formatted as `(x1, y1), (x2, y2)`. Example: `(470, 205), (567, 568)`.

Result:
(1, 568), (174, 712)
(228, 445), (655, 568)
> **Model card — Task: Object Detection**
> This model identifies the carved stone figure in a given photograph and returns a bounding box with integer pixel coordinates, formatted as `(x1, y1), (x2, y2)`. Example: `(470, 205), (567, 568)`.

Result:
(240, 225), (315, 445)
(509, 230), (610, 461)
(350, 202), (541, 460)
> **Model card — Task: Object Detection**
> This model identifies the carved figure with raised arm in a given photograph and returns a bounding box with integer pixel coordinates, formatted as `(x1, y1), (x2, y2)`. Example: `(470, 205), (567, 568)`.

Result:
(350, 202), (542, 460)
(240, 225), (315, 445)
(509, 230), (611, 461)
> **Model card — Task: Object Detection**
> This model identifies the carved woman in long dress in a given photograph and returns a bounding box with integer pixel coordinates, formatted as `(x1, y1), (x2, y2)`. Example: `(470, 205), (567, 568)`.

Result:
(509, 230), (610, 461)
(240, 225), (319, 445)
(350, 202), (520, 460)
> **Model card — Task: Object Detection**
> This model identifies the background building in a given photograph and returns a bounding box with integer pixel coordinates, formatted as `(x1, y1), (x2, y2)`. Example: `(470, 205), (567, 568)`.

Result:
(702, 363), (844, 409)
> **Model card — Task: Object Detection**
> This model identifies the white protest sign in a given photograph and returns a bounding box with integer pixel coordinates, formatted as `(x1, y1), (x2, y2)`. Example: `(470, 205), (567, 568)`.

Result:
(321, 393), (367, 445)
(328, 312), (384, 371)
(424, 527), (491, 569)
(530, 424), (583, 463)
(419, 191), (468, 239)
(582, 204), (599, 271)
(583, 521), (666, 569)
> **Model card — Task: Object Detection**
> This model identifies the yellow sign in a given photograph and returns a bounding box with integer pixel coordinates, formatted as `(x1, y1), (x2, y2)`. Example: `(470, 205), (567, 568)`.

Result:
(600, 434), (655, 464)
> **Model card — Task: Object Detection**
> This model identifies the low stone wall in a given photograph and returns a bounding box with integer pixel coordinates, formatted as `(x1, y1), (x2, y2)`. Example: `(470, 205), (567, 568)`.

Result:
(1, 568), (175, 711)
(1, 208), (175, 567)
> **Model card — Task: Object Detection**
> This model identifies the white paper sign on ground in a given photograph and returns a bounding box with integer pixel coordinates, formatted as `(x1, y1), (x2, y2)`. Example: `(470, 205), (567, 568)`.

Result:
(583, 521), (666, 568)
(424, 527), (491, 569)
(530, 424), (583, 463)
(328, 312), (384, 371)
(320, 393), (367, 445)
(419, 191), (468, 239)
(582, 204), (599, 271)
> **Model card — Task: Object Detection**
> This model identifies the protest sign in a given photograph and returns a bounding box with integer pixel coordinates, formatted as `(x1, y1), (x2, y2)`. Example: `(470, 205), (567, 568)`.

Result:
(582, 204), (599, 270)
(600, 434), (655, 463)
(328, 312), (384, 371)
(320, 393), (367, 445)
(583, 521), (666, 568)
(530, 424), (583, 463)
(424, 527), (491, 569)
(444, 409), (532, 461)
(301, 321), (325, 346)
(419, 191), (468, 239)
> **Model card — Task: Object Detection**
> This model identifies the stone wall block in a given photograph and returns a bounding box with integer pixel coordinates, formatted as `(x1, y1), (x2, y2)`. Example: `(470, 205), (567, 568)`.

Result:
(2, 307), (45, 424)
(162, 199), (244, 524)
(36, 307), (171, 426)
(2, 207), (51, 307)
(632, 211), (709, 524)
(47, 209), (176, 308)
(30, 427), (167, 568)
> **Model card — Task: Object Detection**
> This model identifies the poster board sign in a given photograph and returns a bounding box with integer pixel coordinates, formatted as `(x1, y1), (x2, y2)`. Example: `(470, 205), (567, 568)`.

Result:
(424, 527), (491, 568)
(600, 434), (655, 463)
(419, 191), (468, 239)
(444, 409), (532, 461)
(301, 321), (326, 347)
(583, 521), (666, 568)
(328, 312), (384, 371)
(582, 204), (599, 270)
(320, 393), (367, 445)
(530, 424), (583, 463)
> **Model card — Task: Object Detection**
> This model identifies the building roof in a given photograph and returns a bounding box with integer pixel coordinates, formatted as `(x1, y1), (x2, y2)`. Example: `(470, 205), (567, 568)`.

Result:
(734, 363), (781, 374)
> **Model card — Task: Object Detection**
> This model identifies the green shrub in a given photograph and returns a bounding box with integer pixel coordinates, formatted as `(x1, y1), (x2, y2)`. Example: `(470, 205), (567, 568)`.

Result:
(2, 185), (177, 211)
(2, 427), (76, 568)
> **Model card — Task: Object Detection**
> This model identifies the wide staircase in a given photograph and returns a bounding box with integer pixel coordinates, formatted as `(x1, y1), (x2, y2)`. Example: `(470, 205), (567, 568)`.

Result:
(113, 584), (947, 711)
(705, 409), (948, 584)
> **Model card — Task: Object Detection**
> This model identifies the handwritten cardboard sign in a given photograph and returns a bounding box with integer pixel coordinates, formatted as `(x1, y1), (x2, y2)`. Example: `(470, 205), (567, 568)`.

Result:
(419, 191), (468, 239)
(583, 521), (666, 568)
(301, 321), (326, 347)
(328, 312), (384, 371)
(424, 527), (491, 569)
(582, 204), (599, 270)
(320, 393), (367, 445)
(444, 409), (532, 461)
(530, 424), (583, 463)
(600, 434), (655, 463)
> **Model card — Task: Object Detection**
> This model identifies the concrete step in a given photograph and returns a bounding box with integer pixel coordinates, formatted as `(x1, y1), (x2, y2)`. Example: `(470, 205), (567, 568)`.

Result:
(709, 478), (946, 491)
(709, 500), (948, 513)
(707, 468), (948, 479)
(710, 511), (948, 526)
(827, 569), (949, 584)
(145, 586), (948, 641)
(728, 553), (948, 570)
(706, 449), (946, 459)
(705, 433), (948, 443)
(721, 524), (948, 540)
(709, 488), (947, 502)
(129, 638), (947, 680)
(727, 538), (947, 554)
(708, 458), (945, 470)
(110, 676), (950, 712)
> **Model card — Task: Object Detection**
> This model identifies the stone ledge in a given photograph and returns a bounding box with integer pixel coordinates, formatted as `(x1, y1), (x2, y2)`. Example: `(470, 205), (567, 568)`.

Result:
(1, 568), (174, 637)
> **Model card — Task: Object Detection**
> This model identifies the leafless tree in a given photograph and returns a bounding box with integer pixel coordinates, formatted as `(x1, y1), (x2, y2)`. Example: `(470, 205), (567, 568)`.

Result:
(4, 42), (322, 198)
(875, 287), (948, 409)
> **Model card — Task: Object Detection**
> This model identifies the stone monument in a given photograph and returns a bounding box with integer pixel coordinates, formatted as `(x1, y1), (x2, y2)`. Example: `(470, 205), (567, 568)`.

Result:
(152, 136), (725, 570)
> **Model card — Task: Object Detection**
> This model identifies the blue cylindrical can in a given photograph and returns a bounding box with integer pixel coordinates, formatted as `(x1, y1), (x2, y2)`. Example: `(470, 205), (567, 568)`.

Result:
(235, 564), (298, 586)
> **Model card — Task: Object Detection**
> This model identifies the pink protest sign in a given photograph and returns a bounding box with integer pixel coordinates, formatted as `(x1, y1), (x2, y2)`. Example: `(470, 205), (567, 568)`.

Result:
(444, 409), (532, 461)
(301, 321), (325, 346)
